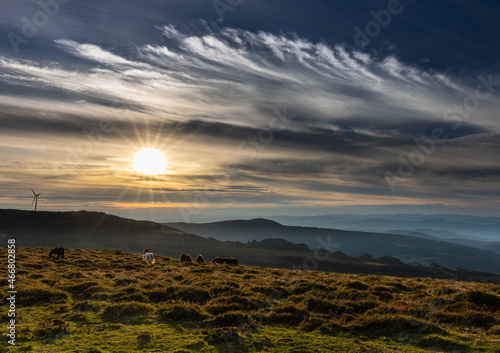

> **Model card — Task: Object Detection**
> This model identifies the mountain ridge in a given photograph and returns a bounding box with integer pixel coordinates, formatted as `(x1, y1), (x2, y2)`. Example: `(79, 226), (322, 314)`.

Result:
(166, 219), (500, 274)
(1, 209), (499, 280)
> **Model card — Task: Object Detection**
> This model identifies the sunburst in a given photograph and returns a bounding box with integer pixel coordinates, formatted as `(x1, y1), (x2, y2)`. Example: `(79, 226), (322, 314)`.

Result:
(133, 148), (166, 175)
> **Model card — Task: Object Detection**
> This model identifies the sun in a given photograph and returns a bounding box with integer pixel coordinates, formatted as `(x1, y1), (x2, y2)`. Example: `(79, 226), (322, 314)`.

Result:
(133, 148), (166, 175)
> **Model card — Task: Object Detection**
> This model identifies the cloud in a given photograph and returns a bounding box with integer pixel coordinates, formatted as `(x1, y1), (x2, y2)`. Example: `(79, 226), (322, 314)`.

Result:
(1, 24), (500, 212)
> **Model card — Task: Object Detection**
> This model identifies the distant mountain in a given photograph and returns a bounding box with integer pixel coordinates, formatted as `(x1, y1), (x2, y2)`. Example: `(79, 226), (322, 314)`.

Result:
(247, 238), (309, 251)
(383, 230), (500, 254)
(411, 229), (484, 241)
(269, 214), (500, 241)
(485, 243), (500, 253)
(166, 219), (500, 273)
(2, 209), (499, 280)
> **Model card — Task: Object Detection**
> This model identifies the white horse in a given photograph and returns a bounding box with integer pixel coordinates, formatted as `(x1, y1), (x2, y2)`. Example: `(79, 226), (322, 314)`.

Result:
(143, 249), (155, 264)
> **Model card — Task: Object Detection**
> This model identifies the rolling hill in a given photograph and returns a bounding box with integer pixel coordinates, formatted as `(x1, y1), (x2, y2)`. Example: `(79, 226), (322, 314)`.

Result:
(166, 219), (500, 273)
(2, 247), (500, 352)
(384, 229), (500, 254)
(1, 209), (499, 280)
(269, 214), (500, 241)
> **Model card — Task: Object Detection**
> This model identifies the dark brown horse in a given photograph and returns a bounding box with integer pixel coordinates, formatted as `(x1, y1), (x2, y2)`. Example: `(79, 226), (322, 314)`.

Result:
(180, 254), (193, 263)
(223, 258), (239, 266)
(212, 257), (238, 265)
(49, 247), (65, 259)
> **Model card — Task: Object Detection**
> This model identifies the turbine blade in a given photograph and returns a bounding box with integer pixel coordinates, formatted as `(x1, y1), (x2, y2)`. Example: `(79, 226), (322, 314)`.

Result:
(32, 196), (36, 205)
(31, 188), (36, 195)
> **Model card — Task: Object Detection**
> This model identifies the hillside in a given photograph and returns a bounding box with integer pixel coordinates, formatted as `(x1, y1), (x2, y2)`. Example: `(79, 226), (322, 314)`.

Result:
(2, 209), (500, 281)
(166, 219), (500, 274)
(270, 214), (500, 241)
(384, 230), (500, 254)
(2, 247), (499, 352)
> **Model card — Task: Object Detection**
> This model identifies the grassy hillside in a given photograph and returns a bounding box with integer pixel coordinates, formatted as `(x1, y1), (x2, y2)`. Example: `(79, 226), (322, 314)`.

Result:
(2, 247), (500, 352)
(167, 219), (500, 273)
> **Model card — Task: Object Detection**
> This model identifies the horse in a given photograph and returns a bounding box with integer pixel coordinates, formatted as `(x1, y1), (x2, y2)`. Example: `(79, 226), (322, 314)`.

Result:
(143, 248), (155, 264)
(223, 258), (239, 266)
(180, 254), (193, 263)
(196, 254), (205, 263)
(49, 247), (65, 259)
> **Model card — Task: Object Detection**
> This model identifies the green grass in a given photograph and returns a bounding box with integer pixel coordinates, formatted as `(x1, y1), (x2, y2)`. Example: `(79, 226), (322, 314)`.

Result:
(1, 247), (500, 352)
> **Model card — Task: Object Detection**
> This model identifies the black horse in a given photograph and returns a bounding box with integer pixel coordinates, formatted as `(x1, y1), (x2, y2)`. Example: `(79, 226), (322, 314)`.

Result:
(49, 247), (65, 259)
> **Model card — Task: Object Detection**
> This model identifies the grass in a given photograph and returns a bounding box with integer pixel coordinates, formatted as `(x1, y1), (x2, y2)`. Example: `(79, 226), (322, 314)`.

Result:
(1, 247), (500, 352)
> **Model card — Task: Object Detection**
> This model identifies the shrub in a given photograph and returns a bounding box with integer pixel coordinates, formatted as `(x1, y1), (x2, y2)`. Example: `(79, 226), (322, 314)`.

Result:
(203, 327), (242, 345)
(114, 278), (137, 286)
(204, 311), (253, 328)
(388, 282), (413, 293)
(346, 281), (369, 291)
(61, 282), (98, 297)
(351, 315), (444, 336)
(147, 288), (174, 302)
(82, 286), (107, 299)
(172, 287), (210, 304)
(137, 332), (152, 347)
(19, 287), (68, 306)
(33, 319), (69, 339)
(100, 302), (153, 322)
(265, 305), (309, 326)
(67, 313), (88, 323)
(212, 295), (258, 310)
(157, 304), (210, 322)
(304, 297), (346, 315)
(291, 282), (329, 295)
(300, 317), (326, 332)
(73, 301), (102, 312)
(333, 289), (364, 301)
(251, 285), (290, 298)
(192, 267), (214, 274)
(417, 334), (468, 351)
(347, 300), (379, 314)
(457, 291), (500, 310)
(206, 303), (249, 315)
(489, 325), (500, 334)
(437, 310), (496, 329)
(371, 286), (394, 300)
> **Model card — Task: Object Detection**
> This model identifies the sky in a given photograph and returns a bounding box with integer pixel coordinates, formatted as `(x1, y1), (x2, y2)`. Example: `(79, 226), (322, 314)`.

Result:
(1, 0), (500, 222)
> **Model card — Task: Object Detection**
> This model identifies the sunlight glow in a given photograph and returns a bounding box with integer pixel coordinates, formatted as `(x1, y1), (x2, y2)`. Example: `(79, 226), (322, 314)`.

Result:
(133, 148), (166, 175)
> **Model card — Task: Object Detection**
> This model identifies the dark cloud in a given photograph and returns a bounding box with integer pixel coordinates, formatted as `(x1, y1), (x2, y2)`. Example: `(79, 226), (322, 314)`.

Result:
(1, 2), (500, 215)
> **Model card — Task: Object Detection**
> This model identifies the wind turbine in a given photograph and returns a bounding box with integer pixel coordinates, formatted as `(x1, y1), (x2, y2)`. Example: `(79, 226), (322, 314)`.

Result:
(31, 188), (43, 211)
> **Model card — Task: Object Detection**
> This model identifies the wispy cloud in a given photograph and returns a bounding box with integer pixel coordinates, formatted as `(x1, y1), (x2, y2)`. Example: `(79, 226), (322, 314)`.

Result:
(1, 25), (499, 214)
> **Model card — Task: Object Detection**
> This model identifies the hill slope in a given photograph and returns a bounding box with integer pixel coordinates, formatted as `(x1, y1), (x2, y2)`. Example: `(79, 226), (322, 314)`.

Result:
(3, 247), (500, 352)
(270, 214), (500, 240)
(166, 219), (500, 273)
(1, 209), (498, 280)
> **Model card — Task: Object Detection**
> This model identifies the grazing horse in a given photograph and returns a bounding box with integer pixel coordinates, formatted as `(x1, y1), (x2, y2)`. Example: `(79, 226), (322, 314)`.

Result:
(195, 254), (205, 263)
(212, 257), (224, 264)
(49, 247), (65, 259)
(180, 254), (193, 263)
(143, 248), (155, 264)
(223, 258), (239, 266)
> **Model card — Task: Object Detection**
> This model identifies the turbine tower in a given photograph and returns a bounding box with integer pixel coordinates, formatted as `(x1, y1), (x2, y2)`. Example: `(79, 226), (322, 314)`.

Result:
(31, 188), (43, 211)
